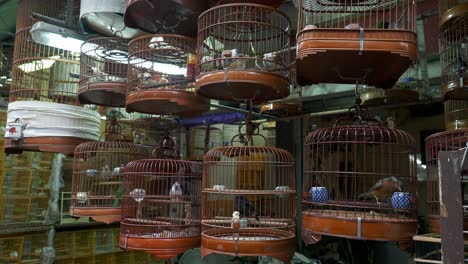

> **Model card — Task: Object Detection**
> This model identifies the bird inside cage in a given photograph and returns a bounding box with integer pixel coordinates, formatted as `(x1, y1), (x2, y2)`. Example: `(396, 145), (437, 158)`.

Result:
(359, 176), (402, 206)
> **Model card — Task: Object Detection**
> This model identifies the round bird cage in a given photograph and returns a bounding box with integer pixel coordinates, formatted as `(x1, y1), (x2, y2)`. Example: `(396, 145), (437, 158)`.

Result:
(357, 85), (386, 107)
(296, 0), (417, 88)
(120, 136), (203, 259)
(201, 118), (296, 263)
(207, 0), (285, 8)
(70, 114), (150, 223)
(302, 109), (417, 243)
(439, 3), (468, 100)
(127, 35), (209, 116)
(124, 0), (207, 37)
(444, 100), (468, 130)
(189, 126), (223, 161)
(196, 4), (291, 104)
(425, 129), (468, 233)
(79, 38), (129, 107)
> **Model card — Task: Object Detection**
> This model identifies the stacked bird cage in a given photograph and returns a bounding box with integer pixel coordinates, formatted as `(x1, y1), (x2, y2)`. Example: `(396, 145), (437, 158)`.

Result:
(120, 134), (203, 259)
(296, 0), (417, 88)
(302, 105), (418, 244)
(79, 38), (129, 106)
(70, 113), (151, 223)
(126, 34), (209, 116)
(196, 3), (291, 103)
(189, 126), (223, 161)
(444, 100), (468, 130)
(201, 116), (296, 262)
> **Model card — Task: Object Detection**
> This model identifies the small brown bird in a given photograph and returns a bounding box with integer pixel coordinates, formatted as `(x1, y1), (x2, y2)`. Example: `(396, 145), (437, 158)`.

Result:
(360, 176), (402, 205)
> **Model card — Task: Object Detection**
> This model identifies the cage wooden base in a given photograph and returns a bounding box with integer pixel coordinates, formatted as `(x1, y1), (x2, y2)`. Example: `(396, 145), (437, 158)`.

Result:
(440, 3), (468, 28)
(260, 103), (302, 117)
(119, 235), (200, 259)
(126, 89), (209, 116)
(302, 210), (417, 242)
(296, 30), (417, 88)
(428, 216), (468, 235)
(196, 71), (290, 104)
(443, 77), (468, 100)
(4, 137), (89, 156)
(69, 208), (121, 224)
(201, 229), (295, 263)
(78, 82), (126, 107)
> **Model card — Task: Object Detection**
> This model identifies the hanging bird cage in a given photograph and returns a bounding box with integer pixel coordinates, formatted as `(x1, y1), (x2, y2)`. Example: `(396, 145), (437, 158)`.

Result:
(124, 0), (207, 37)
(207, 0), (285, 8)
(439, 3), (468, 100)
(70, 114), (150, 224)
(127, 35), (209, 116)
(196, 4), (291, 103)
(189, 126), (223, 161)
(79, 38), (129, 107)
(444, 100), (468, 130)
(120, 134), (202, 259)
(296, 0), (417, 88)
(425, 129), (468, 233)
(302, 105), (417, 244)
(357, 85), (386, 107)
(201, 116), (296, 263)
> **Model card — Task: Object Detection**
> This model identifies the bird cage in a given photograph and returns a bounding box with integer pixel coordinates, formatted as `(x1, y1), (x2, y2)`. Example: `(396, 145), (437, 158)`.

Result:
(296, 0), (417, 88)
(425, 129), (468, 233)
(357, 85), (386, 107)
(201, 117), (296, 262)
(70, 114), (150, 223)
(196, 4), (291, 103)
(189, 126), (223, 161)
(439, 3), (468, 100)
(79, 38), (129, 107)
(4, 101), (101, 156)
(207, 0), (285, 8)
(444, 100), (468, 130)
(0, 44), (13, 89)
(303, 107), (417, 243)
(386, 64), (420, 104)
(127, 35), (209, 116)
(120, 135), (203, 259)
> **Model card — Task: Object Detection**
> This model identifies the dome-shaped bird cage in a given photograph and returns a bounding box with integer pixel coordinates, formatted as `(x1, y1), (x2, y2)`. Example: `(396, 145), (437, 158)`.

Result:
(207, 0), (285, 8)
(70, 113), (151, 223)
(189, 126), (223, 161)
(79, 38), (129, 107)
(196, 4), (291, 104)
(201, 116), (296, 263)
(120, 135), (202, 259)
(126, 35), (209, 116)
(124, 0), (207, 37)
(425, 129), (468, 233)
(296, 0), (417, 88)
(439, 3), (468, 100)
(444, 100), (468, 130)
(302, 106), (417, 244)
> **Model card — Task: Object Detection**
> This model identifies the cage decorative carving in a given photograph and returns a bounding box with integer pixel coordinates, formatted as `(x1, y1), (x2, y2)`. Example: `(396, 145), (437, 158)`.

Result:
(79, 38), (129, 107)
(120, 137), (202, 259)
(70, 115), (150, 223)
(296, 0), (417, 88)
(303, 113), (417, 243)
(444, 100), (468, 130)
(127, 35), (209, 116)
(425, 129), (468, 233)
(439, 3), (468, 100)
(201, 120), (296, 262)
(196, 4), (291, 103)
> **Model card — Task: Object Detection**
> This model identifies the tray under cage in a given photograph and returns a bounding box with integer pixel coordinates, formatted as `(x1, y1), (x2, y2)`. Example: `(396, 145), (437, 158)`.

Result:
(124, 0), (207, 37)
(79, 38), (129, 107)
(425, 129), (468, 233)
(296, 0), (417, 88)
(70, 141), (151, 224)
(120, 153), (203, 259)
(196, 4), (291, 103)
(444, 100), (468, 130)
(126, 34), (209, 116)
(201, 145), (296, 262)
(440, 4), (468, 100)
(303, 122), (418, 243)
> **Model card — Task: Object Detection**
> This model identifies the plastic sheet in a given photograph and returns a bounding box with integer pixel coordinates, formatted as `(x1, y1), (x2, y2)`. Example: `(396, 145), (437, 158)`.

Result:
(43, 153), (65, 225)
(4, 101), (101, 140)
(40, 228), (55, 264)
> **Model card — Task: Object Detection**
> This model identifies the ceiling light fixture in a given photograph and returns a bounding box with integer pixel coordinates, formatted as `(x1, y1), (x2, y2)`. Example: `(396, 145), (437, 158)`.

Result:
(30, 21), (85, 53)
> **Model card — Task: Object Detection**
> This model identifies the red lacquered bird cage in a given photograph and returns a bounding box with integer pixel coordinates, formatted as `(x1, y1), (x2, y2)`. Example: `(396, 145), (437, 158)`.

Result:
(127, 35), (209, 116)
(196, 4), (291, 103)
(79, 38), (129, 107)
(439, 3), (468, 99)
(70, 113), (150, 224)
(444, 100), (468, 130)
(201, 117), (296, 263)
(425, 129), (468, 233)
(303, 106), (417, 244)
(296, 0), (417, 88)
(120, 135), (202, 259)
